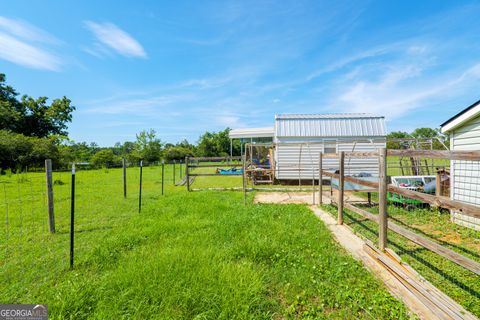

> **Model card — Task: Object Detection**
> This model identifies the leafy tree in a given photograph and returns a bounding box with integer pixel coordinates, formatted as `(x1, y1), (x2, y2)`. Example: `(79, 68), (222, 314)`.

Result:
(91, 149), (117, 168)
(0, 130), (60, 171)
(135, 129), (163, 162)
(196, 128), (239, 157)
(386, 131), (410, 149)
(0, 74), (75, 137)
(163, 146), (194, 161)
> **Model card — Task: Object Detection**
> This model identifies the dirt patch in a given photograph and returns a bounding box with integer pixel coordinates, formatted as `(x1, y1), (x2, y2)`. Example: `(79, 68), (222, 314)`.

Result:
(254, 191), (368, 205)
(254, 192), (330, 205)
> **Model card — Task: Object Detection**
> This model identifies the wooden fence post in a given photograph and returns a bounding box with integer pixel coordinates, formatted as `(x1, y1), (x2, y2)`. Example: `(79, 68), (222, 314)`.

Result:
(319, 153), (323, 205)
(436, 170), (442, 197)
(242, 155), (247, 205)
(122, 158), (127, 198)
(173, 160), (176, 185)
(139, 160), (143, 213)
(186, 156), (190, 191)
(45, 159), (55, 233)
(338, 151), (345, 225)
(379, 148), (388, 251)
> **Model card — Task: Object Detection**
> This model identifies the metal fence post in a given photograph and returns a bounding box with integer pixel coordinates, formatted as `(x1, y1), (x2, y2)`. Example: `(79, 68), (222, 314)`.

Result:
(122, 158), (127, 198)
(139, 160), (143, 213)
(338, 151), (345, 225)
(379, 148), (388, 251)
(70, 163), (76, 269)
(45, 159), (55, 233)
(319, 153), (323, 205)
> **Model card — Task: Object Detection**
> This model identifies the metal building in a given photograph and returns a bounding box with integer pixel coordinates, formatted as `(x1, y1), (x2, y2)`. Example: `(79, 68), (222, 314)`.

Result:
(441, 100), (480, 230)
(274, 114), (386, 179)
(229, 113), (387, 180)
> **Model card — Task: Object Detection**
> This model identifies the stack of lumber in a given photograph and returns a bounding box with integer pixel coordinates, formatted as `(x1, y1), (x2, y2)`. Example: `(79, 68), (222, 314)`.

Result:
(364, 241), (477, 320)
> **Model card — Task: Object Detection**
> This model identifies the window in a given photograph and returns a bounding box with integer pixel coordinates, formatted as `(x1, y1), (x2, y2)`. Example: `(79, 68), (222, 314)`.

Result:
(323, 141), (337, 154)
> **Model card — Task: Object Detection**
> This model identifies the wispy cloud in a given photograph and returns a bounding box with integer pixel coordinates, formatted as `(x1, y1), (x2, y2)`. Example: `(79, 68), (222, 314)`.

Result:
(0, 16), (62, 71)
(335, 62), (480, 119)
(84, 21), (146, 58)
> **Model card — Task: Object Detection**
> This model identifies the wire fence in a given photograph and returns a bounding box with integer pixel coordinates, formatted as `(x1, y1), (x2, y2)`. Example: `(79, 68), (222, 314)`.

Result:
(0, 159), (186, 297)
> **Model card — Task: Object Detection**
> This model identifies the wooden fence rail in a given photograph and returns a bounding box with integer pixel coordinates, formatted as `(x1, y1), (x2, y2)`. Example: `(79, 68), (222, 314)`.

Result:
(342, 202), (480, 275)
(321, 170), (480, 219)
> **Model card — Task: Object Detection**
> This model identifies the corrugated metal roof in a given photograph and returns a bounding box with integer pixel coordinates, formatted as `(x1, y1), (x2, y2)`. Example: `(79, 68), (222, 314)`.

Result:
(229, 127), (274, 139)
(275, 113), (386, 137)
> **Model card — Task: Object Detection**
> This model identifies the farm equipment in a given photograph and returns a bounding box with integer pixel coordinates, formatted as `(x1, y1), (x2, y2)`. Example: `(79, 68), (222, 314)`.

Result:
(388, 175), (436, 210)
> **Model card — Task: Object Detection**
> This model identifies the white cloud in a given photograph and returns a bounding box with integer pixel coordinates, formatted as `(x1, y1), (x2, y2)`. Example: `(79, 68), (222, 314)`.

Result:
(336, 63), (480, 119)
(84, 21), (146, 58)
(0, 16), (62, 71)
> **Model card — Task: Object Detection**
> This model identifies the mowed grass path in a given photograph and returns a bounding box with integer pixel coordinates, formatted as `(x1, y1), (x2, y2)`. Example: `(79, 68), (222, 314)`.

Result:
(1, 167), (410, 319)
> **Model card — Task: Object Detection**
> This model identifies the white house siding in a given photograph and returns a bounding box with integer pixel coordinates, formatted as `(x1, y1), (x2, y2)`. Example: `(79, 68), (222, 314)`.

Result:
(450, 114), (480, 230)
(274, 137), (386, 180)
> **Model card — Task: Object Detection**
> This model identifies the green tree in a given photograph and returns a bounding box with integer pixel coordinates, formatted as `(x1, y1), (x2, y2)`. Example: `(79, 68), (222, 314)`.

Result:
(386, 131), (410, 149)
(91, 149), (117, 168)
(0, 130), (60, 171)
(163, 146), (194, 161)
(0, 74), (75, 137)
(135, 129), (163, 163)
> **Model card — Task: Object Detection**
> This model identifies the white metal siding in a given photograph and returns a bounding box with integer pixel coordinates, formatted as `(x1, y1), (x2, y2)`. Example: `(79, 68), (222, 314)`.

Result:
(274, 138), (386, 180)
(450, 114), (480, 230)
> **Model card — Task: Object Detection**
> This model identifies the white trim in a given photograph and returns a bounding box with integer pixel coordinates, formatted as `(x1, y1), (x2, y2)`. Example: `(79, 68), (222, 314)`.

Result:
(441, 103), (480, 133)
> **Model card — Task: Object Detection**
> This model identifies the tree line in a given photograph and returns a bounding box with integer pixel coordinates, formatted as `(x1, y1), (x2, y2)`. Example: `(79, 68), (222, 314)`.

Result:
(0, 73), (243, 170)
(0, 73), (448, 171)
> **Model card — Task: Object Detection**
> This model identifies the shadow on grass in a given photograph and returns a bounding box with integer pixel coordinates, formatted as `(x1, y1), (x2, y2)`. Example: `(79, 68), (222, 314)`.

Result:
(388, 215), (480, 261)
(343, 211), (480, 300)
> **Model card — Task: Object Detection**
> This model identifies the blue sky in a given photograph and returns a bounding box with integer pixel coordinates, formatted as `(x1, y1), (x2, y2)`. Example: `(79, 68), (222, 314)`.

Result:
(1, 0), (480, 146)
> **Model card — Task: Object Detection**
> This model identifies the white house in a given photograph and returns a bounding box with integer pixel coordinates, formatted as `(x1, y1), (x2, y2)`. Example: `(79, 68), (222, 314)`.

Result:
(230, 113), (386, 180)
(441, 100), (480, 230)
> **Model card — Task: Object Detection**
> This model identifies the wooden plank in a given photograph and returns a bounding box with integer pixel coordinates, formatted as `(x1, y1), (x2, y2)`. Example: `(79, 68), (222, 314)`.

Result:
(364, 242), (462, 320)
(190, 156), (242, 161)
(338, 151), (345, 225)
(188, 164), (243, 168)
(378, 147), (388, 251)
(387, 149), (480, 161)
(321, 169), (480, 219)
(321, 151), (379, 158)
(45, 159), (55, 233)
(344, 203), (480, 275)
(189, 173), (243, 177)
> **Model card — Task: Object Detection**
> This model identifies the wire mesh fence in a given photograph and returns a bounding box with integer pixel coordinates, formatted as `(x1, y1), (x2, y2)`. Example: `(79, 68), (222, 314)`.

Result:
(0, 159), (186, 298)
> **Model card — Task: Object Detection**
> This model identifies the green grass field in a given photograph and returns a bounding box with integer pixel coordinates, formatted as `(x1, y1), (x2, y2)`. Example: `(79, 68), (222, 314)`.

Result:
(0, 165), (413, 319)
